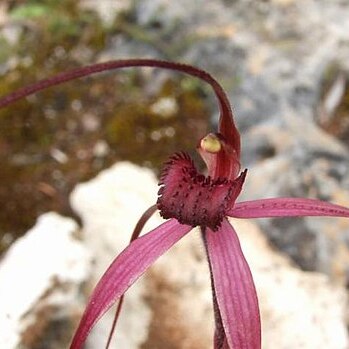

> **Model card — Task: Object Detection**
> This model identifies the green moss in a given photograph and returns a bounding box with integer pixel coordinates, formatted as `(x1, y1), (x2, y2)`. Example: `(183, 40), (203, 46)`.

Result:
(0, 0), (110, 252)
(105, 77), (210, 171)
(0, 37), (13, 65)
(10, 4), (50, 19)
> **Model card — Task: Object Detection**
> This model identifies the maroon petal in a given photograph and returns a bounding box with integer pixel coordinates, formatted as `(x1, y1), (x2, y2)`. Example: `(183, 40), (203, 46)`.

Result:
(70, 219), (191, 349)
(157, 152), (246, 230)
(218, 106), (240, 160)
(228, 197), (349, 218)
(205, 219), (261, 349)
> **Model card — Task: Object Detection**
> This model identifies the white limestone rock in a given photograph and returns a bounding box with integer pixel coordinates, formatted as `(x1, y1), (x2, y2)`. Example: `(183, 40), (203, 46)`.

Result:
(79, 0), (132, 26)
(0, 212), (91, 349)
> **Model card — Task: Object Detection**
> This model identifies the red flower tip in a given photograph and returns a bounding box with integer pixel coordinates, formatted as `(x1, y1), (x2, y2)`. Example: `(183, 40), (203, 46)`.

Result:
(200, 133), (223, 153)
(157, 152), (247, 231)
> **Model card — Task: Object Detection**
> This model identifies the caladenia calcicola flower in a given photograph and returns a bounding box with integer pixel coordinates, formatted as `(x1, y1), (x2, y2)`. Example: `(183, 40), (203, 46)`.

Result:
(1, 60), (349, 349)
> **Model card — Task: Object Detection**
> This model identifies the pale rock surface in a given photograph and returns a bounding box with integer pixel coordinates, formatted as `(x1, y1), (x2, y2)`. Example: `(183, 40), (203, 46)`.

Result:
(79, 0), (132, 25)
(71, 162), (349, 349)
(0, 212), (91, 349)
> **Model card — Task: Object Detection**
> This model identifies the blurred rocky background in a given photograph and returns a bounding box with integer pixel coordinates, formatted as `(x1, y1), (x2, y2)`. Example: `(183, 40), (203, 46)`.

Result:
(0, 0), (349, 348)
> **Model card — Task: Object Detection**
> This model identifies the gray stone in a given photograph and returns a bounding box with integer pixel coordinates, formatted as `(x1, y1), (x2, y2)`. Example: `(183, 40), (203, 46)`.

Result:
(240, 117), (349, 281)
(102, 0), (349, 132)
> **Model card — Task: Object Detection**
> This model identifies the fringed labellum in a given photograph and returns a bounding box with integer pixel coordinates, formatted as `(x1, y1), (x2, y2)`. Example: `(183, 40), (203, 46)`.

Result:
(157, 152), (247, 231)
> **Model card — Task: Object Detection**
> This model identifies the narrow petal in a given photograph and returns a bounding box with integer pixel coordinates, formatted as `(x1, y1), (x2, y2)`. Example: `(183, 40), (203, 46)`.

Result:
(70, 219), (191, 349)
(205, 219), (261, 349)
(228, 198), (349, 218)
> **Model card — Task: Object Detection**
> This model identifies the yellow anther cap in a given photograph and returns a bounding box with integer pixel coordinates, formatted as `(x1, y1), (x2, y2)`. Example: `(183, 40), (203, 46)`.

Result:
(200, 133), (222, 153)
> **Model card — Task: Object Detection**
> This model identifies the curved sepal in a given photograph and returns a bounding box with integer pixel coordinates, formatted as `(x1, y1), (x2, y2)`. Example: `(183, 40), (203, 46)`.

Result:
(70, 219), (191, 349)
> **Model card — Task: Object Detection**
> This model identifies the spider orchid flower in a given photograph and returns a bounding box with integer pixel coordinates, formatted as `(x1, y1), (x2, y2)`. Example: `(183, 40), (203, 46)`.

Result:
(1, 59), (349, 349)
